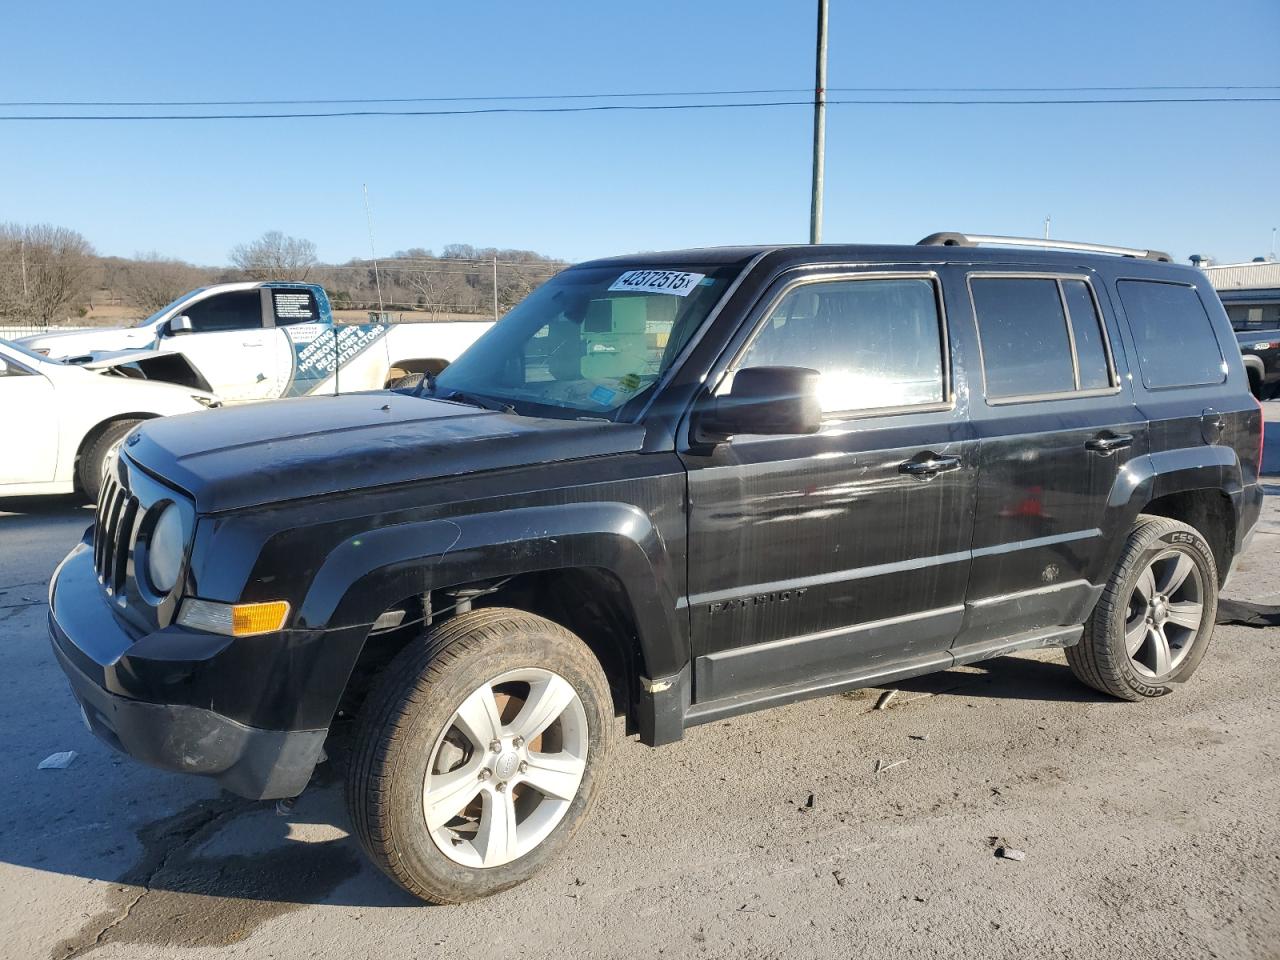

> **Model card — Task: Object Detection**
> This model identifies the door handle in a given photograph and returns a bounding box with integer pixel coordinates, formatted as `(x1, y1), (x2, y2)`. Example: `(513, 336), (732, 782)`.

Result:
(899, 454), (962, 478)
(241, 341), (264, 347)
(1084, 432), (1134, 455)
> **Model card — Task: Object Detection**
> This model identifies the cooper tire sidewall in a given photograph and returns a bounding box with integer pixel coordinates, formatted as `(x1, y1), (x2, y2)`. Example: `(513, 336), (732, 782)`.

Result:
(380, 628), (611, 901)
(1111, 527), (1218, 697)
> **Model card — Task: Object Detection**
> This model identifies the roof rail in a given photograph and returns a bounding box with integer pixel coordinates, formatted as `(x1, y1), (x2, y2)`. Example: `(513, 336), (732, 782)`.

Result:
(917, 232), (1172, 263)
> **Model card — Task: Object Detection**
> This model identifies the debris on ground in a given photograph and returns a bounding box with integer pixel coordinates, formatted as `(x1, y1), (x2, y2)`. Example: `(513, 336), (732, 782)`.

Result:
(799, 793), (815, 812)
(875, 758), (908, 774)
(909, 734), (929, 741)
(995, 847), (1026, 862)
(37, 751), (77, 770)
(275, 797), (296, 816)
(833, 870), (848, 887)
(875, 690), (899, 710)
(1216, 598), (1280, 627)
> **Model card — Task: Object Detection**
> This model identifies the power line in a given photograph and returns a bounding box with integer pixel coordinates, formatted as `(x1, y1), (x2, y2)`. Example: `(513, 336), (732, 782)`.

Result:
(1, 96), (1278, 121)
(2, 83), (1278, 107)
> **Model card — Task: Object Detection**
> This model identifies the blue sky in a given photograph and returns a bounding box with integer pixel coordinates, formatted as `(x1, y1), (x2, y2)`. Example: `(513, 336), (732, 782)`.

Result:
(2, 1), (1278, 266)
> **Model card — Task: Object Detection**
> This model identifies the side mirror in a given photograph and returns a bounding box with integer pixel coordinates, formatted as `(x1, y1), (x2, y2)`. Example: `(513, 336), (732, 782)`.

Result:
(168, 315), (194, 336)
(698, 366), (822, 440)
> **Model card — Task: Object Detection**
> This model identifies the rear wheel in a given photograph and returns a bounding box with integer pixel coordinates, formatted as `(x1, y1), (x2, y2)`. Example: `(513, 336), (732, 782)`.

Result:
(1067, 516), (1218, 700)
(78, 419), (142, 502)
(346, 608), (613, 903)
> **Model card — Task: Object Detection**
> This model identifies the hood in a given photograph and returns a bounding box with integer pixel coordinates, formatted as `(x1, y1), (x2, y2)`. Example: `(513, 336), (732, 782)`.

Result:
(126, 393), (645, 513)
(18, 324), (156, 358)
(81, 349), (217, 394)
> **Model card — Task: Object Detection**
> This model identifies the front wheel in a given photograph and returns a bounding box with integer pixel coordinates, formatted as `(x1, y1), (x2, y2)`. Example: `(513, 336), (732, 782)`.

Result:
(1067, 516), (1218, 700)
(78, 419), (142, 502)
(346, 608), (613, 903)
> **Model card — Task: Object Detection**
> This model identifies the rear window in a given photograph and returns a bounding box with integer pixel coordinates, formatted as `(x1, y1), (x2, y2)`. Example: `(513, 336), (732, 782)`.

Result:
(271, 288), (320, 326)
(1117, 280), (1226, 388)
(970, 277), (1114, 400)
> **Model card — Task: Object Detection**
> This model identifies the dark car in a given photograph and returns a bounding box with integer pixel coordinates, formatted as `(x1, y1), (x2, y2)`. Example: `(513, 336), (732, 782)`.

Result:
(1234, 325), (1280, 398)
(49, 232), (1264, 903)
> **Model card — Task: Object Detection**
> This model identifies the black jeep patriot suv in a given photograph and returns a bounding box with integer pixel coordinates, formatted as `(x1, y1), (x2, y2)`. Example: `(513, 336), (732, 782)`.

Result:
(50, 233), (1264, 903)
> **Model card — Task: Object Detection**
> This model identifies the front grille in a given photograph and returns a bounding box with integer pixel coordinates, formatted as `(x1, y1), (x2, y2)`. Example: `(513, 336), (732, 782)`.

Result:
(94, 470), (139, 596)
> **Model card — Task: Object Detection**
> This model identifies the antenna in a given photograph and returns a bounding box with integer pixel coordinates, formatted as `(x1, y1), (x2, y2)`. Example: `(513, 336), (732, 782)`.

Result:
(362, 183), (386, 315)
(1043, 214), (1051, 240)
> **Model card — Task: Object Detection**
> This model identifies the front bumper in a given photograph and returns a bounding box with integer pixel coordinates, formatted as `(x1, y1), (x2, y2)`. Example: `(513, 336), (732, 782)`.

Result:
(48, 541), (325, 800)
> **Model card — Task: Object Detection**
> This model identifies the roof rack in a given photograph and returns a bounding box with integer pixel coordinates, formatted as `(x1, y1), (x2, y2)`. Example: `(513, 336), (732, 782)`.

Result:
(917, 232), (1172, 263)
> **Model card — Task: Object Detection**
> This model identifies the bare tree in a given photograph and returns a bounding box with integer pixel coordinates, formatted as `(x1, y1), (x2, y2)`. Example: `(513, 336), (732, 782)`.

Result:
(0, 222), (94, 323)
(118, 253), (206, 314)
(229, 231), (317, 281)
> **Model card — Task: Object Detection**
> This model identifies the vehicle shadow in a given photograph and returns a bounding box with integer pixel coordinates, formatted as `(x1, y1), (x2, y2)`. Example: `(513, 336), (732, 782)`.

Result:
(889, 651), (1105, 704)
(0, 494), (91, 520)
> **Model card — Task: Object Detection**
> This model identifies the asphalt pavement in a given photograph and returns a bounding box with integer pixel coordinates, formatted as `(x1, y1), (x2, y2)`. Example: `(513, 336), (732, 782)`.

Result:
(1, 408), (1278, 960)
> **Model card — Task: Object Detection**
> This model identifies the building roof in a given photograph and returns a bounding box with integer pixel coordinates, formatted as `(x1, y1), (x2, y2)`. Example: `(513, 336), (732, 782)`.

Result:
(1201, 260), (1280, 291)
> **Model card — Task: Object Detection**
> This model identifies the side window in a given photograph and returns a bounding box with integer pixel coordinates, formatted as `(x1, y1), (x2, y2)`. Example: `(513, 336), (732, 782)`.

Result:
(1061, 280), (1112, 390)
(971, 276), (1116, 400)
(737, 277), (945, 413)
(271, 289), (320, 326)
(971, 278), (1075, 398)
(182, 291), (265, 333)
(0, 356), (34, 377)
(1116, 280), (1226, 388)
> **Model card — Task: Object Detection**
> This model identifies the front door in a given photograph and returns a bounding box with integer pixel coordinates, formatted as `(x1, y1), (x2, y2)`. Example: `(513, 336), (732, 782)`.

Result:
(162, 289), (277, 403)
(0, 355), (57, 485)
(957, 271), (1145, 647)
(680, 270), (977, 706)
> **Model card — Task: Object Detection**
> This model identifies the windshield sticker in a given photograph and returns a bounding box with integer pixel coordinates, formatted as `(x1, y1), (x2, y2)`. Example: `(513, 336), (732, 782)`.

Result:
(608, 270), (706, 298)
(590, 385), (617, 406)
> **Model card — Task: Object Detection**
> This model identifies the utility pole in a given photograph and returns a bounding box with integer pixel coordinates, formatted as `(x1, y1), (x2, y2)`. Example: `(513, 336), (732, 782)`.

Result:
(809, 0), (828, 244)
(1043, 215), (1051, 240)
(492, 255), (500, 321)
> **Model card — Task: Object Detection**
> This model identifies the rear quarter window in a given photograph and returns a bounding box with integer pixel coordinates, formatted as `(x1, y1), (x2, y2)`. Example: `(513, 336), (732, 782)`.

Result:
(1116, 280), (1226, 389)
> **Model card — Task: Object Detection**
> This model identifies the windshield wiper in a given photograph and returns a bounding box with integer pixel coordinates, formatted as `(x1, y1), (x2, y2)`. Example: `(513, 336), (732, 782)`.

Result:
(439, 390), (515, 415)
(409, 370), (514, 414)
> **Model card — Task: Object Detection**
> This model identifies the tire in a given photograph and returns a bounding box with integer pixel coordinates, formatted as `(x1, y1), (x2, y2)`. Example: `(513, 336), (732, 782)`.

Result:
(346, 607), (613, 904)
(389, 373), (424, 390)
(78, 419), (142, 502)
(1066, 515), (1218, 700)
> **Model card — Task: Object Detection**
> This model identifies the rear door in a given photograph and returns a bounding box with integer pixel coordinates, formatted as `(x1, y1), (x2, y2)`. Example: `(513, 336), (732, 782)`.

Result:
(957, 270), (1146, 648)
(162, 289), (276, 402)
(680, 268), (977, 706)
(268, 286), (337, 397)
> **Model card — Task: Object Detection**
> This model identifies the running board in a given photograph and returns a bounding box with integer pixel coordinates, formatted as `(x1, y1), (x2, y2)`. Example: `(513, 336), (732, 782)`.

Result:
(684, 624), (1081, 728)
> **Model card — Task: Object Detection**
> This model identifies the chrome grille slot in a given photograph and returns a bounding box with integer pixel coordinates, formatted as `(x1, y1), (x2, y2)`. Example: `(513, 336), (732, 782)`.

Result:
(93, 472), (138, 596)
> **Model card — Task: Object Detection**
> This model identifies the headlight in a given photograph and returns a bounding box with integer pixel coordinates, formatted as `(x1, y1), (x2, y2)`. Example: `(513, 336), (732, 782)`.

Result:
(147, 503), (185, 594)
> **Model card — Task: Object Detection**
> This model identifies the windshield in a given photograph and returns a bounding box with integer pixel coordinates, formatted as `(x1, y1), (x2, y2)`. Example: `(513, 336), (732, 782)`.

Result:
(432, 263), (741, 419)
(131, 286), (209, 328)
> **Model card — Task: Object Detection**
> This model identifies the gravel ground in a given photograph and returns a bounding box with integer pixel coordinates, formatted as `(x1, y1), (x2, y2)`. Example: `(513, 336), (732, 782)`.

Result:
(1, 412), (1278, 960)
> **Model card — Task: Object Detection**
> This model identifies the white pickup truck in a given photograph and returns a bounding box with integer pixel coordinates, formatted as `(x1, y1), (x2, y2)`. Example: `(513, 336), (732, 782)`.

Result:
(18, 282), (493, 403)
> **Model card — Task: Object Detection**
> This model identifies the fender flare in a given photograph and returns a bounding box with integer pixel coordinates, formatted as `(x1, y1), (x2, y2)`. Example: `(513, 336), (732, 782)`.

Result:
(1097, 447), (1243, 580)
(295, 502), (686, 734)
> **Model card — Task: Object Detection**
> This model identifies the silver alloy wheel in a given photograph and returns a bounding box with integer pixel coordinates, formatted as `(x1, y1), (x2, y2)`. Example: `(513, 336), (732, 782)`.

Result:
(423, 667), (589, 869)
(1125, 548), (1205, 679)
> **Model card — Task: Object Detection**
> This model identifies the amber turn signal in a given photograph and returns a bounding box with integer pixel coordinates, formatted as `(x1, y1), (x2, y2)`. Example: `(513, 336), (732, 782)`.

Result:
(177, 598), (291, 637)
